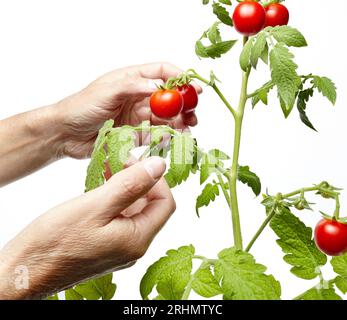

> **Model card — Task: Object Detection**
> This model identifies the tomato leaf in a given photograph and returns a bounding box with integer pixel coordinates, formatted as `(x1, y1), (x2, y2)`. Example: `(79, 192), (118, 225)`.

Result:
(140, 245), (195, 300)
(73, 273), (117, 300)
(239, 38), (253, 72)
(208, 22), (222, 44)
(331, 254), (347, 294)
(270, 43), (301, 118)
(238, 166), (261, 196)
(85, 120), (114, 192)
(271, 26), (308, 48)
(65, 289), (83, 300)
(218, 0), (231, 5)
(312, 76), (337, 105)
(251, 81), (274, 108)
(195, 39), (237, 59)
(165, 133), (195, 188)
(200, 149), (230, 185)
(212, 3), (233, 26)
(107, 127), (135, 175)
(295, 283), (342, 300)
(251, 32), (267, 69)
(191, 265), (223, 298)
(196, 183), (220, 216)
(214, 248), (281, 300)
(270, 207), (327, 280)
(297, 88), (317, 131)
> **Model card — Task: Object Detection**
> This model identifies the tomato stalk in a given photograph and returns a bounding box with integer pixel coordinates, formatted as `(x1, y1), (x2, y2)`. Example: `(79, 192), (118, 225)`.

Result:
(228, 37), (251, 250)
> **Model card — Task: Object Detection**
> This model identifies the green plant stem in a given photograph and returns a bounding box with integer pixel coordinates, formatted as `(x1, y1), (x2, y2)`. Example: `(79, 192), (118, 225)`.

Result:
(217, 174), (232, 209)
(245, 208), (276, 252)
(189, 72), (237, 119)
(334, 195), (341, 219)
(282, 186), (320, 199)
(229, 37), (251, 251)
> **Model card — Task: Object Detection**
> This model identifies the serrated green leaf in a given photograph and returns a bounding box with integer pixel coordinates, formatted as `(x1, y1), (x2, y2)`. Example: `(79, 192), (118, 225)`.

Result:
(107, 127), (135, 175)
(251, 81), (274, 108)
(270, 43), (301, 117)
(260, 42), (269, 65)
(240, 38), (253, 72)
(331, 254), (347, 294)
(140, 245), (195, 300)
(270, 207), (327, 280)
(191, 266), (223, 298)
(200, 149), (229, 185)
(165, 133), (195, 188)
(196, 183), (220, 216)
(296, 283), (342, 300)
(214, 248), (281, 300)
(93, 273), (117, 300)
(196, 40), (237, 59)
(208, 22), (222, 44)
(251, 32), (267, 68)
(74, 282), (102, 300)
(312, 76), (337, 105)
(238, 166), (261, 196)
(65, 288), (83, 300)
(297, 88), (317, 131)
(213, 3), (233, 26)
(272, 26), (308, 47)
(85, 120), (114, 192)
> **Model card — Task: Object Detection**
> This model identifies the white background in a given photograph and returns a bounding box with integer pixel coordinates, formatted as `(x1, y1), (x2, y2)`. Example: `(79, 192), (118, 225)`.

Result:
(0, 0), (346, 300)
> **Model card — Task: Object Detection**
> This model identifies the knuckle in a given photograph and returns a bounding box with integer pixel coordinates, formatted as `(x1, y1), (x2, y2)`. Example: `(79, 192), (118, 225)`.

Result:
(119, 176), (144, 198)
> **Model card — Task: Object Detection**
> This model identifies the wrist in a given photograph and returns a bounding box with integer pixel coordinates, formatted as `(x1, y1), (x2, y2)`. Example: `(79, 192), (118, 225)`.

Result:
(26, 103), (68, 161)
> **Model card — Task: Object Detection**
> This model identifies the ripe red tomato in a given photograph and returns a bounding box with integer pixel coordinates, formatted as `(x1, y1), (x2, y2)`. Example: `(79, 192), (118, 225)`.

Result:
(177, 85), (198, 114)
(314, 219), (347, 256)
(104, 161), (112, 181)
(232, 1), (266, 36)
(264, 3), (289, 27)
(150, 89), (183, 119)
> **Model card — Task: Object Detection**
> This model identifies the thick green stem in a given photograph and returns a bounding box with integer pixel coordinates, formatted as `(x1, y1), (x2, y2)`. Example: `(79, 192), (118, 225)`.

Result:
(229, 38), (251, 250)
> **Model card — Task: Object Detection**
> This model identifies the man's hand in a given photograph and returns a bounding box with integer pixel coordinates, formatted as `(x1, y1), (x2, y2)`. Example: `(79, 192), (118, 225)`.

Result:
(57, 62), (201, 159)
(0, 157), (175, 299)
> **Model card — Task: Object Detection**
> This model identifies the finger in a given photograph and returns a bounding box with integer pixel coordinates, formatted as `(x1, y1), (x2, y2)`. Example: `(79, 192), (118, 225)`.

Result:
(130, 177), (176, 242)
(91, 157), (166, 219)
(123, 78), (164, 98)
(182, 112), (198, 127)
(137, 62), (183, 81)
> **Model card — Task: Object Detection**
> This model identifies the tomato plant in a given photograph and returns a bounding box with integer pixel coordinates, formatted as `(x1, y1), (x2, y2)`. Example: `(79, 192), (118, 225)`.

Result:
(315, 219), (347, 256)
(264, 3), (290, 27)
(150, 89), (183, 119)
(232, 1), (266, 36)
(56, 0), (347, 301)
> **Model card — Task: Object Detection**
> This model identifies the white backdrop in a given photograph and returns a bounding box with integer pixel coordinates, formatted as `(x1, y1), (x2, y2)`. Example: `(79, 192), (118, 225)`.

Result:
(0, 0), (346, 300)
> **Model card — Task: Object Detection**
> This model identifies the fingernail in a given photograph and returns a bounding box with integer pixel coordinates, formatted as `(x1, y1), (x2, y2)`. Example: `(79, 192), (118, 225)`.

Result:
(143, 157), (166, 179)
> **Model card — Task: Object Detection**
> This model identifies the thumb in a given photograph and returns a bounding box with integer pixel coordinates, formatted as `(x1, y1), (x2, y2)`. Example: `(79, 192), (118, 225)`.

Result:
(98, 157), (166, 217)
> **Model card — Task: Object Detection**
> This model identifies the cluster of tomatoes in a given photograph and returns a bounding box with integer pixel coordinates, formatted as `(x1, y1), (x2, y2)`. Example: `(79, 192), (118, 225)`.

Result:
(150, 84), (198, 120)
(233, 1), (289, 36)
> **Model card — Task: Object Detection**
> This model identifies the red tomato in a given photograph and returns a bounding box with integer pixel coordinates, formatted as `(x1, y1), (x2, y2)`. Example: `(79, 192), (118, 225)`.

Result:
(314, 219), (347, 256)
(264, 3), (289, 27)
(177, 85), (198, 114)
(104, 161), (112, 181)
(232, 1), (266, 36)
(150, 89), (183, 119)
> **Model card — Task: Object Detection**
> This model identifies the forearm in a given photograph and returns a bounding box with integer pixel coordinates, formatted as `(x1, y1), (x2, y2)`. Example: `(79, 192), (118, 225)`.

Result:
(0, 104), (66, 187)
